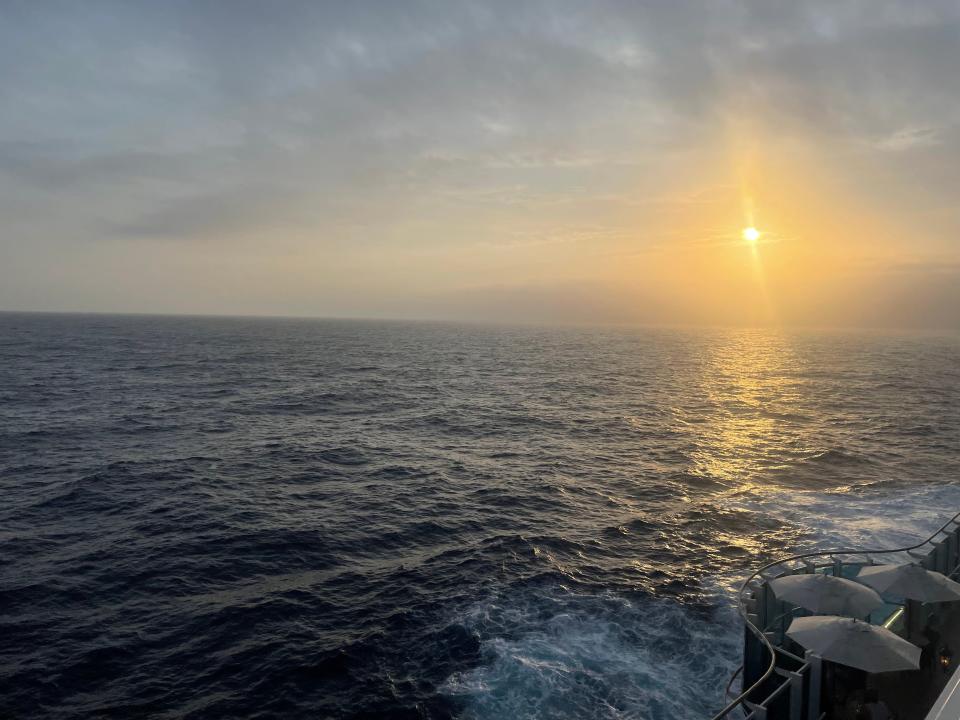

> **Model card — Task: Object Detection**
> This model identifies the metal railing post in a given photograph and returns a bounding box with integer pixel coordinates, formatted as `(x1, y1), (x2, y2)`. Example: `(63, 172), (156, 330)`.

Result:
(805, 651), (821, 720)
(789, 669), (803, 720)
(934, 540), (946, 573)
(950, 529), (959, 573)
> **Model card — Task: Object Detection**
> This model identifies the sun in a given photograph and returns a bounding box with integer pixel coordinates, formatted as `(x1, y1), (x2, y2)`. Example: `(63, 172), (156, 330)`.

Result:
(742, 226), (760, 244)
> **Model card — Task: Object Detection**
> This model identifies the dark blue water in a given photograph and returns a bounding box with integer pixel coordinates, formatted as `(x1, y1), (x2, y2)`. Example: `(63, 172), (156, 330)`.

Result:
(2, 313), (959, 719)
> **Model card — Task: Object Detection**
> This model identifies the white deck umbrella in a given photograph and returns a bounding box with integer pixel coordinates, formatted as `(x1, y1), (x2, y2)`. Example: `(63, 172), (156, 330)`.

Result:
(769, 573), (883, 617)
(787, 616), (921, 673)
(855, 563), (960, 602)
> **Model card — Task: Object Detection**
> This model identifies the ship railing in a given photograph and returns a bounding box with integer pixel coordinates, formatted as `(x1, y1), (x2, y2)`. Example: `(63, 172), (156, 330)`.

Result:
(710, 509), (960, 720)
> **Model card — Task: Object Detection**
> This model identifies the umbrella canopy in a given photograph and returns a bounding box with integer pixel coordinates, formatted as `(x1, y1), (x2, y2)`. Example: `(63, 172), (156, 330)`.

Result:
(787, 616), (921, 673)
(855, 563), (960, 602)
(769, 573), (883, 617)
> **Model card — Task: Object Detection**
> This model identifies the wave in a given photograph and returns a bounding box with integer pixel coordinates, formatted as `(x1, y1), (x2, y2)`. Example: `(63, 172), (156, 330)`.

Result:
(442, 582), (740, 720)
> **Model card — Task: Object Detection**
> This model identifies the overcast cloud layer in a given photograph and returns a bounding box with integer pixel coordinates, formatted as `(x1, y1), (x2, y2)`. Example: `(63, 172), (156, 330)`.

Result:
(1, 1), (958, 328)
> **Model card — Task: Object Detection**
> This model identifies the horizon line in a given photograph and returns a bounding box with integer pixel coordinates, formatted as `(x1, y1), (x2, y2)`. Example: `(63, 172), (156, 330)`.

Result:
(1, 307), (957, 337)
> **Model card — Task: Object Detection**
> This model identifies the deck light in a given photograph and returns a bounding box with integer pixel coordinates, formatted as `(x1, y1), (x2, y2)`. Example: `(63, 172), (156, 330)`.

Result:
(939, 645), (953, 672)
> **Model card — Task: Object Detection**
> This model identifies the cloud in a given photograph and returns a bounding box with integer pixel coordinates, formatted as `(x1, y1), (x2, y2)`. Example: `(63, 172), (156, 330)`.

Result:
(874, 125), (940, 152)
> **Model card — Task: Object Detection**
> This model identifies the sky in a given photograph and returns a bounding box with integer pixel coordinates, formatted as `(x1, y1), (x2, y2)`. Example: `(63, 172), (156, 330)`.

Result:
(1, 0), (959, 329)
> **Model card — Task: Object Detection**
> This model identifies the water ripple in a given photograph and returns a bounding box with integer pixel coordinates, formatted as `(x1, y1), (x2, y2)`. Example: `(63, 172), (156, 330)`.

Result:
(1, 314), (958, 719)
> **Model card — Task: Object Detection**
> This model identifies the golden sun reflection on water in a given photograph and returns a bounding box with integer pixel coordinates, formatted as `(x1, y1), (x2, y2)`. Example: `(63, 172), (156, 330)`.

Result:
(678, 330), (812, 495)
(711, 530), (770, 556)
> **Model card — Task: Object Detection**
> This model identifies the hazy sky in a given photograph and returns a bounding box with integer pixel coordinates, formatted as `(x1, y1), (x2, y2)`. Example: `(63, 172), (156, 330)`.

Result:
(2, 1), (958, 329)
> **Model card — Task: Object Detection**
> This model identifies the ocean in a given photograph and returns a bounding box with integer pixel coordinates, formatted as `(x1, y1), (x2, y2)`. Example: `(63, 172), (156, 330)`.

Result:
(1, 313), (958, 719)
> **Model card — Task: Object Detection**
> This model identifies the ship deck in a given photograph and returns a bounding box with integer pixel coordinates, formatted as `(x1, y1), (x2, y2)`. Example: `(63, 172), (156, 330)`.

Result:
(872, 603), (960, 720)
(716, 510), (960, 720)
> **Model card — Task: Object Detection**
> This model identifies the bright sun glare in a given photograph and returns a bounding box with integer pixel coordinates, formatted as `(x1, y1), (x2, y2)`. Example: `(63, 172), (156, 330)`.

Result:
(742, 226), (760, 244)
